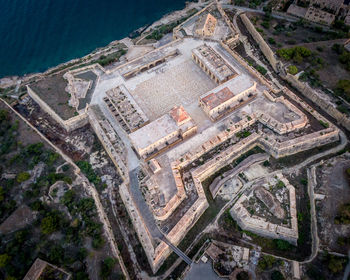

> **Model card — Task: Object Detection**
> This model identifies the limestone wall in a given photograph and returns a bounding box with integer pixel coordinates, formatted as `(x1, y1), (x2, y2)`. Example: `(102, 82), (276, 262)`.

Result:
(87, 107), (128, 180)
(284, 73), (350, 131)
(220, 41), (279, 93)
(27, 85), (89, 132)
(240, 13), (278, 72)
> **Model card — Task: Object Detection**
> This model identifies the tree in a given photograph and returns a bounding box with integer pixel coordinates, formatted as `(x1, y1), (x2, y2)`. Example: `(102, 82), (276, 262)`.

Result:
(288, 65), (298, 75)
(271, 270), (285, 280)
(100, 257), (116, 279)
(40, 213), (60, 234)
(0, 254), (11, 268)
(336, 80), (350, 99)
(328, 256), (345, 274)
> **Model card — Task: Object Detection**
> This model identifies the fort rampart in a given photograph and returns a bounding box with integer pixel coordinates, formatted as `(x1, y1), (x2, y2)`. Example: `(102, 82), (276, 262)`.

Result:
(27, 85), (89, 132)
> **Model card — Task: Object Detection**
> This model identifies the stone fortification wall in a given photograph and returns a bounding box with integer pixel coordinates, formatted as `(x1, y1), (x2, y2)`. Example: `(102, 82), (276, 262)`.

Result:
(27, 85), (89, 132)
(258, 127), (339, 158)
(239, 10), (350, 132)
(220, 41), (279, 93)
(209, 153), (269, 198)
(193, 133), (260, 181)
(119, 182), (157, 271)
(284, 73), (350, 131)
(240, 13), (278, 72)
(173, 2), (216, 39)
(231, 174), (298, 245)
(87, 107), (128, 180)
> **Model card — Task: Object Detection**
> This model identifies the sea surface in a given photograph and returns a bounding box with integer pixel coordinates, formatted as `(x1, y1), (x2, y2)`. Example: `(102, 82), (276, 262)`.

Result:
(0, 0), (188, 78)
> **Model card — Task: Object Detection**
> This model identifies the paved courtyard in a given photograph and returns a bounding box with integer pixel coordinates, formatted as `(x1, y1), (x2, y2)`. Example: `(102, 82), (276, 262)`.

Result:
(129, 59), (216, 121)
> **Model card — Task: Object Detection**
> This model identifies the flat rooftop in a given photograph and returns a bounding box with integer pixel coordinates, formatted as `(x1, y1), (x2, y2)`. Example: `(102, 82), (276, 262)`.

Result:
(192, 44), (237, 82)
(201, 87), (234, 110)
(129, 114), (179, 151)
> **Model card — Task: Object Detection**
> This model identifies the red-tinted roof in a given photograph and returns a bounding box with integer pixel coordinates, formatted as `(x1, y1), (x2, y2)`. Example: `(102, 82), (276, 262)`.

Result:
(170, 105), (190, 125)
(201, 87), (234, 110)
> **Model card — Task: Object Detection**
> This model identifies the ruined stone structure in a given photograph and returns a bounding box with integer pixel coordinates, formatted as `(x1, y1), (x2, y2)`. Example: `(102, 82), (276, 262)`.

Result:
(231, 174), (298, 245)
(23, 258), (71, 280)
(104, 85), (149, 133)
(129, 106), (197, 159)
(287, 4), (335, 25)
(195, 13), (217, 37)
(192, 44), (238, 84)
(310, 0), (343, 14)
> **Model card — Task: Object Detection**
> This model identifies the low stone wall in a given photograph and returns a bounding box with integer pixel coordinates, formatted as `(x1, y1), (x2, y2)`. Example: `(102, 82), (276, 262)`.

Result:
(27, 86), (89, 132)
(240, 13), (278, 72)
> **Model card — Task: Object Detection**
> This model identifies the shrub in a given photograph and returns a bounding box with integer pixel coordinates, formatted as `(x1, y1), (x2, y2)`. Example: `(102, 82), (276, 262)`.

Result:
(41, 212), (61, 234)
(255, 65), (267, 75)
(287, 65), (298, 75)
(268, 37), (276, 44)
(335, 203), (350, 224)
(100, 257), (116, 279)
(0, 254), (11, 268)
(319, 120), (329, 128)
(271, 270), (285, 280)
(261, 21), (270, 29)
(16, 172), (30, 183)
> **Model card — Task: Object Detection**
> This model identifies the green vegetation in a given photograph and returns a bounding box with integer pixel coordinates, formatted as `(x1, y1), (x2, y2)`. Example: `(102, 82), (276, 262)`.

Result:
(258, 255), (279, 270)
(328, 255), (346, 274)
(319, 120), (329, 128)
(94, 49), (127, 67)
(335, 79), (350, 102)
(277, 46), (312, 63)
(235, 130), (252, 139)
(255, 65), (267, 75)
(146, 10), (196, 41)
(335, 203), (350, 224)
(76, 160), (101, 185)
(276, 180), (285, 189)
(268, 37), (276, 45)
(40, 211), (62, 234)
(16, 172), (30, 183)
(332, 43), (350, 71)
(0, 107), (109, 279)
(274, 239), (291, 250)
(271, 270), (285, 280)
(287, 65), (298, 75)
(236, 270), (249, 280)
(100, 257), (117, 280)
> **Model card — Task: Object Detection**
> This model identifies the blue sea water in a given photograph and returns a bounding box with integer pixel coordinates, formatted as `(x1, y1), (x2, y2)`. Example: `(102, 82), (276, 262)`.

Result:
(0, 0), (188, 78)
